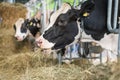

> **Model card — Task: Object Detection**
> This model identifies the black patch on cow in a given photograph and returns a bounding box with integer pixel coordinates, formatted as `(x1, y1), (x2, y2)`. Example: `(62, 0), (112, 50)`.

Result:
(81, 0), (120, 40)
(22, 18), (41, 36)
(82, 0), (109, 40)
(21, 23), (28, 33)
(27, 18), (41, 36)
(79, 0), (95, 18)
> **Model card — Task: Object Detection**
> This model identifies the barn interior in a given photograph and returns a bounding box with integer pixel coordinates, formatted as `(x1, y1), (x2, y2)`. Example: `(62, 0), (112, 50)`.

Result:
(0, 1), (120, 80)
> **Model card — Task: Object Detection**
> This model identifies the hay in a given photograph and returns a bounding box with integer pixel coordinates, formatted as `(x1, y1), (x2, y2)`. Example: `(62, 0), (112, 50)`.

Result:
(0, 2), (27, 28)
(0, 50), (120, 80)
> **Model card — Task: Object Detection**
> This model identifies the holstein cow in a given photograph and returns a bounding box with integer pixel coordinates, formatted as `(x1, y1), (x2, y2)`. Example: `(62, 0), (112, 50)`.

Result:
(79, 0), (120, 65)
(14, 18), (41, 51)
(36, 1), (95, 58)
(36, 0), (120, 65)
(82, 0), (120, 40)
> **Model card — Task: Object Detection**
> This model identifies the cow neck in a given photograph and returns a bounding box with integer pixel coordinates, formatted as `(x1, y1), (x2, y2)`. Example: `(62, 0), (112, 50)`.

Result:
(78, 18), (93, 42)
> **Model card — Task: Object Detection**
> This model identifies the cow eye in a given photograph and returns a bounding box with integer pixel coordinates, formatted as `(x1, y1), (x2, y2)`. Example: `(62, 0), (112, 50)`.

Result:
(60, 20), (64, 23)
(21, 24), (27, 33)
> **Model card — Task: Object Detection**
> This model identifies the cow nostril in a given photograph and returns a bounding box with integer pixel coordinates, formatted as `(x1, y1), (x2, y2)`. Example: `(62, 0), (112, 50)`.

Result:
(15, 36), (19, 40)
(36, 40), (42, 45)
(39, 40), (42, 44)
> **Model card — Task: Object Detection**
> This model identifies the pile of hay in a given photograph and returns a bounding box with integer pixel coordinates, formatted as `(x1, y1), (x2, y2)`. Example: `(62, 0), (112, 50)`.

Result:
(0, 2), (29, 56)
(0, 2), (27, 28)
(0, 50), (120, 80)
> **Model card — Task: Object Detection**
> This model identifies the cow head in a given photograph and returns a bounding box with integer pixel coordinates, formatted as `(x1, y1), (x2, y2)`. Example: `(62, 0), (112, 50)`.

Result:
(36, 1), (95, 50)
(14, 18), (41, 41)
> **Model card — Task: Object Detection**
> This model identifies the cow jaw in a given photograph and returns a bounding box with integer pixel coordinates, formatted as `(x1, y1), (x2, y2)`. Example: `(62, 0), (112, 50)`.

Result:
(15, 29), (29, 41)
(36, 35), (55, 49)
(14, 23), (29, 41)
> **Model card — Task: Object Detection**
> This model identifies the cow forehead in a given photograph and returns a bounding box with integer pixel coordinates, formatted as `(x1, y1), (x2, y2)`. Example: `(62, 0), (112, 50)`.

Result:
(47, 3), (71, 30)
(15, 18), (24, 28)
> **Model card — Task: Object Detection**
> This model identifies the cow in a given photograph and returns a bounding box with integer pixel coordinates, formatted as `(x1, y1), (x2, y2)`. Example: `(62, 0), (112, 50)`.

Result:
(82, 0), (120, 40)
(13, 17), (41, 51)
(36, 1), (94, 47)
(35, 1), (95, 57)
(35, 0), (120, 65)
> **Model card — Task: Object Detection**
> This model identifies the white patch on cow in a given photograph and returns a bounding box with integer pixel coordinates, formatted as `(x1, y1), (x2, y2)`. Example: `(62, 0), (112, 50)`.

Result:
(45, 3), (71, 31)
(95, 34), (118, 52)
(80, 32), (118, 65)
(36, 34), (55, 49)
(80, 26), (118, 53)
(14, 18), (29, 41)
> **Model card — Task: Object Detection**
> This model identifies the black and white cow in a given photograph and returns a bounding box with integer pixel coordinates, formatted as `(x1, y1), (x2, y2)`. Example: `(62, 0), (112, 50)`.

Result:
(36, 1), (95, 50)
(82, 0), (120, 40)
(36, 0), (120, 64)
(14, 18), (41, 41)
(13, 17), (41, 51)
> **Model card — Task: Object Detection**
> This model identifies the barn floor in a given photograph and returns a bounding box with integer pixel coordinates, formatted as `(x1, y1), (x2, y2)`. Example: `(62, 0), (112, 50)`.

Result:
(0, 2), (120, 80)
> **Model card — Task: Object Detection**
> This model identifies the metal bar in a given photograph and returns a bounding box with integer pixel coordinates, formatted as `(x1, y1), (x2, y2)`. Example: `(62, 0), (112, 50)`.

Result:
(107, 0), (119, 33)
(4, 0), (15, 3)
(62, 57), (100, 60)
(58, 0), (62, 8)
(118, 17), (120, 59)
(73, 0), (77, 8)
(100, 52), (102, 64)
(113, 0), (119, 29)
(54, 0), (58, 11)
(41, 0), (47, 33)
(57, 50), (62, 65)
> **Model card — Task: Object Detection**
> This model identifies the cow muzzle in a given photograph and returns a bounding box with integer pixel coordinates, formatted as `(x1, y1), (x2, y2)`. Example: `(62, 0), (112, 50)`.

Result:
(35, 39), (42, 47)
(14, 35), (24, 41)
(35, 36), (55, 49)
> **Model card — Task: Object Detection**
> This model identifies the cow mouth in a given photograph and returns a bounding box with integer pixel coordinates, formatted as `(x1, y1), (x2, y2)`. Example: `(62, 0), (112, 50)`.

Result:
(35, 41), (42, 47)
(35, 36), (44, 47)
(15, 37), (23, 41)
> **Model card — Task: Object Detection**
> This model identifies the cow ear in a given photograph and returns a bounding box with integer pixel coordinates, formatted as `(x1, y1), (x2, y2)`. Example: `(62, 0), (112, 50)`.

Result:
(80, 0), (95, 17)
(13, 24), (16, 31)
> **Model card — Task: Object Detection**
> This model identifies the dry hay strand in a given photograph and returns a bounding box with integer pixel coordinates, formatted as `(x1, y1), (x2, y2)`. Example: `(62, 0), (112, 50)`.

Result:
(0, 50), (57, 73)
(0, 28), (30, 56)
(0, 53), (32, 73)
(0, 51), (120, 80)
(13, 64), (106, 80)
(0, 2), (27, 28)
(109, 63), (120, 80)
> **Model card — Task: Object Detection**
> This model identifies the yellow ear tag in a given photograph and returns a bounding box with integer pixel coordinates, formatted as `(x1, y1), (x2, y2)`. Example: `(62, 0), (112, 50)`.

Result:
(83, 12), (89, 17)
(30, 22), (33, 26)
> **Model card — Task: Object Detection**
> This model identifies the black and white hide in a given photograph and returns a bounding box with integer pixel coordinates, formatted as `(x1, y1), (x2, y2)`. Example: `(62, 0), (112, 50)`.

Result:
(36, 1), (95, 50)
(13, 18), (41, 50)
(82, 0), (120, 40)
